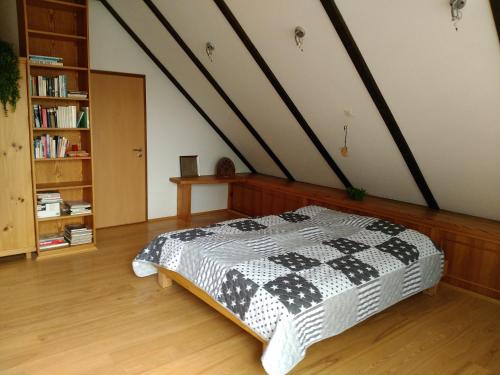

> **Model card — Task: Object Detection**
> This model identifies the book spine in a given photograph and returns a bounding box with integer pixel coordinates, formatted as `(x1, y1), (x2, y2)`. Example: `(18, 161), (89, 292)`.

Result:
(33, 105), (39, 128)
(83, 107), (89, 128)
(41, 108), (47, 128)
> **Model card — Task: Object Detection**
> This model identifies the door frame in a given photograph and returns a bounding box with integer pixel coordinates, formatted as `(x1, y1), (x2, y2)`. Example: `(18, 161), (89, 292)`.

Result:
(90, 69), (148, 226)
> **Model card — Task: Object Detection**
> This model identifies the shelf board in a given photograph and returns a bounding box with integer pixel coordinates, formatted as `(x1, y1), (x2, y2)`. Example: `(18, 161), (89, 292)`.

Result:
(37, 212), (93, 222)
(34, 157), (91, 161)
(36, 181), (92, 191)
(28, 29), (86, 41)
(31, 96), (88, 102)
(33, 127), (90, 131)
(37, 243), (97, 259)
(28, 0), (87, 10)
(29, 63), (88, 71)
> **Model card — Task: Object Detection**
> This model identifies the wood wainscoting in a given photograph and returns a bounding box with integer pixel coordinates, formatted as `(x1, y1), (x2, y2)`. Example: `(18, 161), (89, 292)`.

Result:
(228, 175), (500, 300)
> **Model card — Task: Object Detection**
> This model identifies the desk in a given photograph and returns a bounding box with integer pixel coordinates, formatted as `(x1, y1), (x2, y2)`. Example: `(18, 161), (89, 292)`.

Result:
(169, 174), (248, 220)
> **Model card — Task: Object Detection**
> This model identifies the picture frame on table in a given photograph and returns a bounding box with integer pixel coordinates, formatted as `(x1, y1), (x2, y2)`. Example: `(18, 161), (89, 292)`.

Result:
(179, 155), (199, 177)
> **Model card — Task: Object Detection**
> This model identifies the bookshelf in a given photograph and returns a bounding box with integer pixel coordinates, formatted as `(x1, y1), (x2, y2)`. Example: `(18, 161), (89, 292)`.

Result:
(18, 0), (97, 258)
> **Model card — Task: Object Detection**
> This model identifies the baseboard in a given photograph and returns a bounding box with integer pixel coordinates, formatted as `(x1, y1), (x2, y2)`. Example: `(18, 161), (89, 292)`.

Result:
(147, 215), (178, 223)
(443, 276), (500, 300)
(441, 282), (500, 305)
(148, 208), (242, 223)
(190, 209), (228, 217)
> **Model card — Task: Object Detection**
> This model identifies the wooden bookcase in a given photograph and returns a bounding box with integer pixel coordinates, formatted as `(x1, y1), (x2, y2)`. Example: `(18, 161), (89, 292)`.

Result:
(18, 0), (97, 258)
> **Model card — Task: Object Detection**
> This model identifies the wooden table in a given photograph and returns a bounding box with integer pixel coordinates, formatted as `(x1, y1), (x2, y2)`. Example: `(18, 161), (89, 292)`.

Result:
(170, 174), (249, 221)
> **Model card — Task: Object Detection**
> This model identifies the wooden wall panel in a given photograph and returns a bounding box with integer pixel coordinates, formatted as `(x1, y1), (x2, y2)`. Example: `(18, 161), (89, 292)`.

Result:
(0, 59), (36, 257)
(229, 175), (500, 299)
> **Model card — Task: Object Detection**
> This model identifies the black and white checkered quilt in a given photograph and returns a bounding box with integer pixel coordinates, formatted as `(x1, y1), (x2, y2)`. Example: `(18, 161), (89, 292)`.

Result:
(133, 206), (444, 375)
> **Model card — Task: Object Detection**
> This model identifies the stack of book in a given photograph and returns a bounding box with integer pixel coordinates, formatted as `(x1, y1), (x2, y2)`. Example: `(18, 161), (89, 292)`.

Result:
(37, 192), (62, 218)
(39, 233), (68, 251)
(67, 90), (88, 99)
(29, 54), (63, 66)
(64, 225), (92, 246)
(33, 134), (69, 159)
(63, 200), (92, 216)
(30, 75), (67, 97)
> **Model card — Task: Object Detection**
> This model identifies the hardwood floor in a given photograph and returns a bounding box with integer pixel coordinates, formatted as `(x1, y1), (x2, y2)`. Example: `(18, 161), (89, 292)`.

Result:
(1, 211), (499, 374)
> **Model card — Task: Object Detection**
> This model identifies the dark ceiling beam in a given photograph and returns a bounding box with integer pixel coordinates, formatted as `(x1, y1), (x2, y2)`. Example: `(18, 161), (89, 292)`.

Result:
(320, 0), (439, 209)
(490, 0), (500, 42)
(99, 0), (256, 173)
(213, 0), (352, 188)
(143, 0), (293, 180)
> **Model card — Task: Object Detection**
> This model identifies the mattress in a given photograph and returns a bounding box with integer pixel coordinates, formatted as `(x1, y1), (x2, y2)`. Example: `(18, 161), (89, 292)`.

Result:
(133, 206), (443, 375)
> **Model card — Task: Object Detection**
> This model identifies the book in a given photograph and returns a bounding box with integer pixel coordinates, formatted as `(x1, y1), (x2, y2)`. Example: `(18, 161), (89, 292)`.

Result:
(40, 242), (69, 251)
(37, 195), (63, 203)
(39, 233), (66, 247)
(67, 90), (88, 99)
(40, 238), (66, 246)
(64, 200), (91, 208)
(63, 200), (92, 216)
(37, 192), (62, 218)
(37, 202), (61, 218)
(77, 107), (89, 128)
(29, 54), (63, 66)
(66, 150), (89, 157)
(64, 224), (92, 245)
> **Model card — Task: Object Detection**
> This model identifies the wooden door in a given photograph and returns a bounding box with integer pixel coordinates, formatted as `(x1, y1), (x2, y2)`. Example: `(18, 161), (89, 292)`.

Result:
(0, 59), (36, 256)
(91, 71), (146, 228)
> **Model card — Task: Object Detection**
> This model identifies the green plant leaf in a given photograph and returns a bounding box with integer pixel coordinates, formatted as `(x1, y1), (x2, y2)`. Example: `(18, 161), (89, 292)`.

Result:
(0, 40), (21, 116)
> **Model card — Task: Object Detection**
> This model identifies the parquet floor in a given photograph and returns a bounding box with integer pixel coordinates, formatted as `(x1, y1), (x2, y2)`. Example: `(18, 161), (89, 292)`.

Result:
(1, 211), (499, 374)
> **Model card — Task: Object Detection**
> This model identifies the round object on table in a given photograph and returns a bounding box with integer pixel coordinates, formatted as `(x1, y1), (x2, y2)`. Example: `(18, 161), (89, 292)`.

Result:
(216, 157), (235, 178)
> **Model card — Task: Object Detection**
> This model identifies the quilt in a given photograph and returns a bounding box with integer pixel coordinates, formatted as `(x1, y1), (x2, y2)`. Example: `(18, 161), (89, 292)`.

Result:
(133, 206), (444, 374)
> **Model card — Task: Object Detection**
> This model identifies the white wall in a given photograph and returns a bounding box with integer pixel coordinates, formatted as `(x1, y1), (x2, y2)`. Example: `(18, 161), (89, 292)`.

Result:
(89, 0), (249, 218)
(0, 0), (20, 55)
(3, 0), (499, 221)
(336, 0), (500, 220)
(146, 0), (343, 189)
(224, 0), (424, 204)
(103, 0), (286, 180)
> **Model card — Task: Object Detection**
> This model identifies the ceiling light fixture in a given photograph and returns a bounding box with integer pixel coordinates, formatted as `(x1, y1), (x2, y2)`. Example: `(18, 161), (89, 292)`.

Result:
(450, 0), (466, 31)
(294, 26), (306, 51)
(206, 42), (215, 62)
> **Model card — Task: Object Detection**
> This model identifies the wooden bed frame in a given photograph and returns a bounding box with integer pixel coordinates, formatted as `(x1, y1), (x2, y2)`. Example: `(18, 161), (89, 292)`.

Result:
(157, 261), (448, 348)
(157, 268), (267, 347)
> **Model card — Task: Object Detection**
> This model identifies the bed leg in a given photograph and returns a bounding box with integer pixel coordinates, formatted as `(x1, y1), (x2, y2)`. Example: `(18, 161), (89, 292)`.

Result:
(423, 284), (438, 296)
(423, 260), (448, 296)
(158, 271), (173, 288)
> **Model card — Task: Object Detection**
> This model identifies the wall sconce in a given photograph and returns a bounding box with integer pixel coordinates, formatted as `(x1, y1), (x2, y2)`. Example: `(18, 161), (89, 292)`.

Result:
(206, 42), (215, 62)
(294, 26), (306, 51)
(450, 0), (466, 31)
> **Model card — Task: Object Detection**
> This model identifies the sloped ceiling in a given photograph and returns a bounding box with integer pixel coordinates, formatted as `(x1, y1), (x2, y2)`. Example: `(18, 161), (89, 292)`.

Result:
(101, 0), (500, 221)
(335, 0), (500, 220)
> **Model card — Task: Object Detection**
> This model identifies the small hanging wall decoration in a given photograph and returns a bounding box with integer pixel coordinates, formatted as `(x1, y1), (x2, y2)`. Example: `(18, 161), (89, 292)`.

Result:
(340, 124), (349, 157)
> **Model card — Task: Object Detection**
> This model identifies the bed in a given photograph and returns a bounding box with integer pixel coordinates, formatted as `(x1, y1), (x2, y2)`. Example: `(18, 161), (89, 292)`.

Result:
(133, 206), (444, 375)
